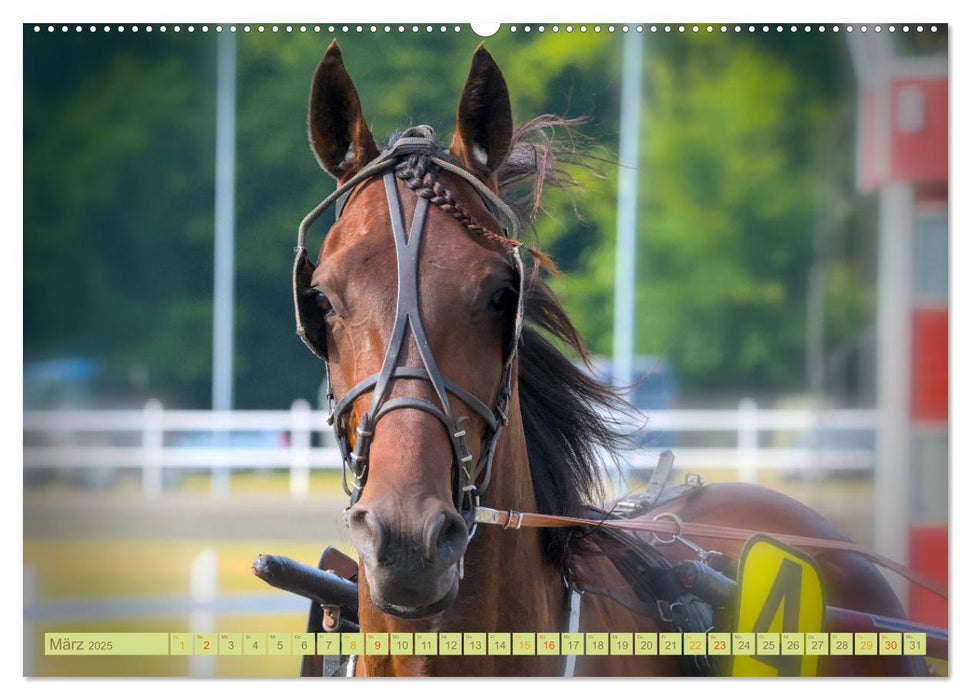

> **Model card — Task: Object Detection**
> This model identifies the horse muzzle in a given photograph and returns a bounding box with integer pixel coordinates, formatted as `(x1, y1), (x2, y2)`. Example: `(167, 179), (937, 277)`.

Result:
(348, 503), (468, 618)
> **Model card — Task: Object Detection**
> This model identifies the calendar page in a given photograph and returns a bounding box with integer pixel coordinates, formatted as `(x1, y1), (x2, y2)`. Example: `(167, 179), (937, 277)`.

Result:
(21, 8), (950, 683)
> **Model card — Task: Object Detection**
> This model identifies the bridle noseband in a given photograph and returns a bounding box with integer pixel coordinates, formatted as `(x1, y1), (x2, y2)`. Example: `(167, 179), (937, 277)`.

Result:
(293, 128), (525, 538)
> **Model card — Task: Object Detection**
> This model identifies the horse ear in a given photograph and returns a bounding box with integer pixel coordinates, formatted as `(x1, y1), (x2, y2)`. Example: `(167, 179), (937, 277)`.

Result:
(308, 40), (379, 182)
(450, 44), (513, 182)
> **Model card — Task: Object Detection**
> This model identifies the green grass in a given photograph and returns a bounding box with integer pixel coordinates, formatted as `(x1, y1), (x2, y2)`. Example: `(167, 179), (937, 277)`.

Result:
(25, 536), (355, 677)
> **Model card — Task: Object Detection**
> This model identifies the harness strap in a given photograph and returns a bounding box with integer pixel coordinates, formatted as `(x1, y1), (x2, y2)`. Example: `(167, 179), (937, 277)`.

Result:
(643, 449), (675, 507)
(474, 507), (947, 600)
(332, 368), (499, 431)
(563, 585), (582, 678)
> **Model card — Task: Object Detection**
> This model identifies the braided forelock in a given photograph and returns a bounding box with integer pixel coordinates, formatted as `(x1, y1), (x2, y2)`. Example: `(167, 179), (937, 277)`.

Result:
(392, 153), (518, 252)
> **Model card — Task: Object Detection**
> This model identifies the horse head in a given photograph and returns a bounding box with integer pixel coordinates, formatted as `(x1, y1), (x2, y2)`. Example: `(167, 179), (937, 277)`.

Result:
(296, 41), (522, 618)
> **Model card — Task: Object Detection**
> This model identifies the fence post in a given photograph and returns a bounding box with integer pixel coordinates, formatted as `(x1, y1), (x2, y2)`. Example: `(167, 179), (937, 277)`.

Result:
(211, 413), (231, 499)
(737, 398), (758, 483)
(142, 399), (164, 498)
(190, 548), (217, 677)
(24, 564), (37, 676)
(290, 399), (312, 500)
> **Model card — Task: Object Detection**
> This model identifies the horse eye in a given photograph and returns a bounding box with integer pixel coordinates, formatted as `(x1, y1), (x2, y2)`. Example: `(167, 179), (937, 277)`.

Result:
(314, 289), (335, 316)
(489, 288), (515, 312)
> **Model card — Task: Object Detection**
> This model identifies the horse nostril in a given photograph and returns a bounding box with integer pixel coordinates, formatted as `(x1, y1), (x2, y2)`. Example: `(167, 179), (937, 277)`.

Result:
(423, 512), (445, 562)
(349, 508), (369, 527)
(423, 509), (468, 565)
(348, 508), (387, 562)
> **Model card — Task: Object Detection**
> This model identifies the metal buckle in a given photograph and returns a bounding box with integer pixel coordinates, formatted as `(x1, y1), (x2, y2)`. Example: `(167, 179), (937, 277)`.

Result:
(676, 534), (712, 561)
(650, 512), (714, 561)
(474, 507), (523, 530)
(650, 512), (684, 546)
(473, 506), (502, 525)
(466, 488), (480, 541)
(321, 604), (341, 633)
(611, 500), (638, 517)
(685, 473), (705, 488)
(503, 509), (524, 530)
(656, 599), (686, 631)
(657, 600), (673, 624)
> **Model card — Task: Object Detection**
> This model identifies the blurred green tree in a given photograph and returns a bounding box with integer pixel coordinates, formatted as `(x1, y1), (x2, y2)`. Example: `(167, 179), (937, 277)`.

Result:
(23, 27), (871, 408)
(24, 31), (217, 407)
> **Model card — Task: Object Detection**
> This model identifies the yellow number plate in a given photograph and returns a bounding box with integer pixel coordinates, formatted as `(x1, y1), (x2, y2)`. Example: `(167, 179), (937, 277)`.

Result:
(732, 534), (825, 677)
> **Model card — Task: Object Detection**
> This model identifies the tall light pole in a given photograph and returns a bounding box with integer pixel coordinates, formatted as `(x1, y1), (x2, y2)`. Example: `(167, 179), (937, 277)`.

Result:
(212, 29), (237, 414)
(612, 28), (644, 393)
(611, 27), (645, 491)
(211, 29), (237, 498)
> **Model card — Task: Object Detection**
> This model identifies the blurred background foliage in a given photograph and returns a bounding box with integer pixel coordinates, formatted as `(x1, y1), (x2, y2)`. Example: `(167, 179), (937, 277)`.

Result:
(24, 27), (876, 409)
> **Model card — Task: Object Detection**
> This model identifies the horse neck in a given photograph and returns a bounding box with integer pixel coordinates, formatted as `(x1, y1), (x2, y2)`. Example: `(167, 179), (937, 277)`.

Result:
(482, 387), (540, 516)
(455, 383), (563, 615)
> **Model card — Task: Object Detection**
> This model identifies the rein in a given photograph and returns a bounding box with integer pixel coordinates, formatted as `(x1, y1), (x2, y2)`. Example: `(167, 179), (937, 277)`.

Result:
(473, 506), (948, 600)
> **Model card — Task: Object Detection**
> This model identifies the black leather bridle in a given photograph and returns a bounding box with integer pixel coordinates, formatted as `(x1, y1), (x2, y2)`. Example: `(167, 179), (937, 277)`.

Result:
(293, 128), (525, 538)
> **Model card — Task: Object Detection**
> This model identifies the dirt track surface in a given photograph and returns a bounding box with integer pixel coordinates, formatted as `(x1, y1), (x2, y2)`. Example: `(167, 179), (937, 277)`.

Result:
(24, 491), (351, 542)
(23, 473), (877, 547)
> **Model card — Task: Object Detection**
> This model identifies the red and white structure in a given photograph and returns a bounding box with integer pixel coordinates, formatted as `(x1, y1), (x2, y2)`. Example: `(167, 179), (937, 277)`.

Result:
(849, 33), (947, 627)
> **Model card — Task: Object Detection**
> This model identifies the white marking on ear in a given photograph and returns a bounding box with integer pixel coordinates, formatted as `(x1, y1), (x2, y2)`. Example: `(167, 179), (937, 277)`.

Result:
(471, 143), (489, 167)
(340, 144), (356, 170)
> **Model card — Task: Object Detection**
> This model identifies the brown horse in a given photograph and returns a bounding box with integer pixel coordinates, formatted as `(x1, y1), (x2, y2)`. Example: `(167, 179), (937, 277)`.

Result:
(296, 41), (922, 677)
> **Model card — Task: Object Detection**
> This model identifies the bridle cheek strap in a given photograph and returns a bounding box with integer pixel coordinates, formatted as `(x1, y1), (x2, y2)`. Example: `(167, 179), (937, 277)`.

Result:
(322, 167), (521, 535)
(294, 132), (524, 537)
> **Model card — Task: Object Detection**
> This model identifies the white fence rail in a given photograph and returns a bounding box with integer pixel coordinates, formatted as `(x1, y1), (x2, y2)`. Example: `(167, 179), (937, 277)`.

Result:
(24, 399), (878, 498)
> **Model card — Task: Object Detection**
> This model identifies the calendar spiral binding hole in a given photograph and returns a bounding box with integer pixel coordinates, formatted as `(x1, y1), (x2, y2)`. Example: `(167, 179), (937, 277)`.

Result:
(32, 24), (939, 35)
(505, 24), (936, 34)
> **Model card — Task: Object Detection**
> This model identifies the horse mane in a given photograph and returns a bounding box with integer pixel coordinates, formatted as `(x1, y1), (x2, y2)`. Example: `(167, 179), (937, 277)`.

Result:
(497, 117), (635, 573)
(516, 279), (635, 571)
(497, 114), (598, 220)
